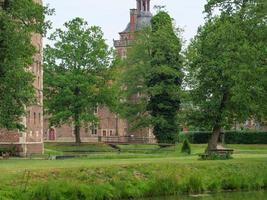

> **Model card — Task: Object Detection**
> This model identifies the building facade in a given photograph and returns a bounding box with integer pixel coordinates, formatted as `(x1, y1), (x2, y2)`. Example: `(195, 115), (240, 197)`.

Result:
(44, 0), (155, 143)
(0, 0), (44, 155)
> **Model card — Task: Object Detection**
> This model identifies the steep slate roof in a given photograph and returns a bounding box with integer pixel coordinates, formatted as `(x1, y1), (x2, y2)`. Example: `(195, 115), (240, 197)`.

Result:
(122, 11), (152, 33)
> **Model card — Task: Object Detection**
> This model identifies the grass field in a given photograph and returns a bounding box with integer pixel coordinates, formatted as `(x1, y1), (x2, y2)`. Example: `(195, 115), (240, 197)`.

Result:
(0, 143), (267, 199)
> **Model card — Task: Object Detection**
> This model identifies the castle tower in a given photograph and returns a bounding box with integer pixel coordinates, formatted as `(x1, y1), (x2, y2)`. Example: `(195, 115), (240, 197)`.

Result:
(114, 0), (152, 59)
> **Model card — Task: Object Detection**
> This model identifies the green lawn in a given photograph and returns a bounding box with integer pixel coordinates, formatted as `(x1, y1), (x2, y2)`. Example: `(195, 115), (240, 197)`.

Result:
(44, 142), (267, 156)
(0, 143), (267, 199)
(0, 143), (266, 174)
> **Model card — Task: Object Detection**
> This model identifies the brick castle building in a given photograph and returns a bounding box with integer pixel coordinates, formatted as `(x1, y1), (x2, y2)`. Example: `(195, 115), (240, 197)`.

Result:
(0, 0), (44, 155)
(114, 0), (152, 58)
(43, 0), (155, 143)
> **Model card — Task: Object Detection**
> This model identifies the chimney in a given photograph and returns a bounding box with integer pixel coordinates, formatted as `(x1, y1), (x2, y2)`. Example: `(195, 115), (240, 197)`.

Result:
(130, 9), (138, 32)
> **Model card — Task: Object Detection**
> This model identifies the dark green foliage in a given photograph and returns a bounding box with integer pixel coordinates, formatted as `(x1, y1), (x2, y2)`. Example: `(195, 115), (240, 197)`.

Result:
(181, 139), (191, 154)
(146, 11), (183, 143)
(118, 11), (182, 144)
(0, 0), (51, 130)
(0, 145), (16, 155)
(225, 131), (267, 144)
(179, 132), (212, 144)
(200, 152), (233, 160)
(180, 131), (267, 144)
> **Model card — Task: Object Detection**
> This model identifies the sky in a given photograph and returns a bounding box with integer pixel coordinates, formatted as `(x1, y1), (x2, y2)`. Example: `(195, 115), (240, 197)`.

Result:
(43, 0), (207, 47)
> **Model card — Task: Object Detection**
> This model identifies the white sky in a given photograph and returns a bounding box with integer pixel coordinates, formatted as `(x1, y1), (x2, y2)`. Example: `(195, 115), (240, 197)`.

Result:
(43, 0), (207, 47)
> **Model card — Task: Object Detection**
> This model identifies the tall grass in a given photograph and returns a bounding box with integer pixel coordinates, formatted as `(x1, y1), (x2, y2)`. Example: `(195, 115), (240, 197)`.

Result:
(1, 161), (266, 200)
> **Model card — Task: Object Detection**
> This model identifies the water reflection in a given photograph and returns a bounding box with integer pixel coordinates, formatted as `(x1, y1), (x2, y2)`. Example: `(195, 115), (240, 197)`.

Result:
(141, 191), (267, 200)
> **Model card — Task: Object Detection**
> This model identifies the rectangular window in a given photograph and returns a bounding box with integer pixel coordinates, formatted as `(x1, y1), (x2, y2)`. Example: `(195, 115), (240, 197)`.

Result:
(38, 76), (40, 88)
(91, 123), (98, 135)
(102, 130), (107, 137)
(39, 113), (41, 124)
(33, 112), (36, 124)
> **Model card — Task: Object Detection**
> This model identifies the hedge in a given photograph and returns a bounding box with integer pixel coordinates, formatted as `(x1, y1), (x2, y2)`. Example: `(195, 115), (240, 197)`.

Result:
(179, 131), (267, 144)
(0, 145), (17, 155)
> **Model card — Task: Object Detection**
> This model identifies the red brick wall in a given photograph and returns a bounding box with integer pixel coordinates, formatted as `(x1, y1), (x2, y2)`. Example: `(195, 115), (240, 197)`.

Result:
(25, 143), (43, 155)
(0, 131), (19, 143)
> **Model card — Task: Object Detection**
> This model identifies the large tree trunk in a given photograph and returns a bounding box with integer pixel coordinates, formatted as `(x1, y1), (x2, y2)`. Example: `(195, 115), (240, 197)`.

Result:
(74, 112), (81, 144)
(74, 87), (81, 144)
(74, 124), (81, 144)
(207, 124), (221, 151)
(206, 89), (229, 152)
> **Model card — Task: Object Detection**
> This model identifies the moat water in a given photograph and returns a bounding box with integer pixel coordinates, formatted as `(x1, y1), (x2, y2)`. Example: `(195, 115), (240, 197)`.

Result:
(141, 191), (267, 200)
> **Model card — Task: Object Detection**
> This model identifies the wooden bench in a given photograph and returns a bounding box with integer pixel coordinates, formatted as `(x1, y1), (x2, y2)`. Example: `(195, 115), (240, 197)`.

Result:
(200, 148), (234, 160)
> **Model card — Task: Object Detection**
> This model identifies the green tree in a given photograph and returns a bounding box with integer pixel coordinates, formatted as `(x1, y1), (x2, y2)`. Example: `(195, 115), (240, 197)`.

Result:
(44, 18), (113, 144)
(185, 0), (267, 151)
(119, 11), (183, 143)
(0, 0), (51, 130)
(146, 11), (183, 143)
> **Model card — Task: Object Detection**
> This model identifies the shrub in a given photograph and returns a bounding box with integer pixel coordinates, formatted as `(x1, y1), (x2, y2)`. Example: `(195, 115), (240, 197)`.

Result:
(180, 131), (267, 144)
(0, 145), (17, 156)
(181, 139), (191, 155)
(200, 152), (233, 160)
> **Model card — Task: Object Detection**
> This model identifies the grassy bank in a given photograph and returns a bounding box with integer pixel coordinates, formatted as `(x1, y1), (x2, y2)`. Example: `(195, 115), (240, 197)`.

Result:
(0, 144), (267, 199)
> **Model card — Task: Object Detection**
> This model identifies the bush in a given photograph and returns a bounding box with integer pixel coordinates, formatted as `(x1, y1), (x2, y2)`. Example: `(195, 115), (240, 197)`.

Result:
(179, 131), (267, 144)
(200, 152), (233, 160)
(181, 139), (191, 154)
(0, 145), (17, 156)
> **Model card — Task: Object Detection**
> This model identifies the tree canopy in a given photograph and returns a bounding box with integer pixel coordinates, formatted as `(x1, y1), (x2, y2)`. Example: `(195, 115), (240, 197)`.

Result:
(147, 11), (183, 143)
(0, 0), (51, 130)
(185, 0), (267, 150)
(44, 18), (113, 143)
